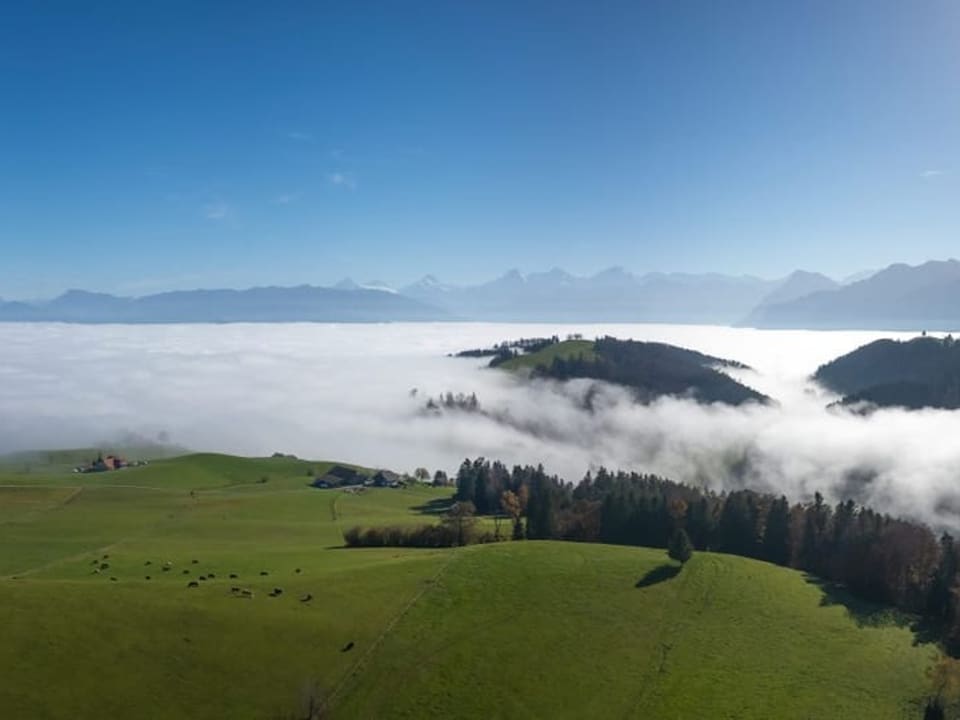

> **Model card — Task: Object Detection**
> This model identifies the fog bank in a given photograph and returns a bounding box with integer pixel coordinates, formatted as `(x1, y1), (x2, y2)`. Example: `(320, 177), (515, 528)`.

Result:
(1, 322), (959, 527)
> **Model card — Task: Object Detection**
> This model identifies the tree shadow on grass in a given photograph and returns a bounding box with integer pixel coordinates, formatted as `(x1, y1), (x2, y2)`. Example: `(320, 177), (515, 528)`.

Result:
(635, 563), (681, 588)
(411, 497), (455, 516)
(804, 574), (944, 650)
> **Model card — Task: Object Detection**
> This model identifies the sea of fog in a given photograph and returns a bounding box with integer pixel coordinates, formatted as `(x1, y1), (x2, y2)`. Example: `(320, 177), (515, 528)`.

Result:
(2, 321), (959, 527)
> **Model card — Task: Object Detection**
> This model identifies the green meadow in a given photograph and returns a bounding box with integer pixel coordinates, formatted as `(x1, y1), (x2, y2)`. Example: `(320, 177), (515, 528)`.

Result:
(0, 452), (946, 719)
(499, 338), (597, 371)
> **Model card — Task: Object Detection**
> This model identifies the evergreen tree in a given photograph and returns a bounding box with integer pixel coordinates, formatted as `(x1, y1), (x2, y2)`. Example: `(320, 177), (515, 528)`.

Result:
(761, 496), (791, 566)
(668, 528), (694, 565)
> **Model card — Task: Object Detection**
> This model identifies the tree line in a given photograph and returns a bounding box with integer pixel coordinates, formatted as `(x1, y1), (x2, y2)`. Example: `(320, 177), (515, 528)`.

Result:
(453, 457), (960, 653)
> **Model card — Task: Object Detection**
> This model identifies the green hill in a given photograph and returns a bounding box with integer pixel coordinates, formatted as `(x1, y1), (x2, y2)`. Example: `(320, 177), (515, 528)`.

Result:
(499, 337), (768, 406)
(815, 336), (960, 409)
(0, 452), (948, 719)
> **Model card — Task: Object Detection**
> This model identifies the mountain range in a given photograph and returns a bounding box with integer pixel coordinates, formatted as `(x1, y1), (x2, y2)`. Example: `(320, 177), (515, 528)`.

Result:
(744, 260), (960, 330)
(1, 259), (959, 328)
(0, 286), (446, 323)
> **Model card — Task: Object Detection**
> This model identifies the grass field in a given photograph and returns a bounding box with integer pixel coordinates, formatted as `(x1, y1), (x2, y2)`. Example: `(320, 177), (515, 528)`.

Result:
(0, 451), (948, 719)
(499, 339), (597, 371)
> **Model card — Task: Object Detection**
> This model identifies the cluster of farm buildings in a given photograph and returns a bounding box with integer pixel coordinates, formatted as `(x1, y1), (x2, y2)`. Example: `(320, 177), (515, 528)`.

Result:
(73, 453), (149, 473)
(310, 465), (403, 489)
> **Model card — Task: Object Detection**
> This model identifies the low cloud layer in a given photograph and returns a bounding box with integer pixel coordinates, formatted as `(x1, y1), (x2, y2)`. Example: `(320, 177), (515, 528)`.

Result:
(2, 322), (959, 527)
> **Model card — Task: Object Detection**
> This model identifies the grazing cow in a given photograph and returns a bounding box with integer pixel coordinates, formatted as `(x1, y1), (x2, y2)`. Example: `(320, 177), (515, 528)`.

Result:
(191, 559), (199, 564)
(182, 569), (190, 575)
(230, 586), (241, 593)
(198, 575), (207, 581)
(229, 573), (238, 579)
(102, 554), (109, 559)
(162, 566), (171, 572)
(99, 562), (109, 570)
(145, 576), (151, 580)
(207, 572), (215, 579)
(187, 581), (199, 588)
(273, 587), (283, 595)
(259, 571), (269, 576)
(240, 590), (253, 599)
(110, 577), (118, 582)
(294, 568), (302, 574)
(341, 641), (355, 652)
(92, 569), (100, 574)
(144, 560), (152, 566)
(300, 593), (312, 603)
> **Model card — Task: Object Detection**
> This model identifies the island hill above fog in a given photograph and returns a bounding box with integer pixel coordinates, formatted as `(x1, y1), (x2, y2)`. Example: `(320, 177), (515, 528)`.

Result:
(815, 335), (960, 410)
(457, 336), (769, 407)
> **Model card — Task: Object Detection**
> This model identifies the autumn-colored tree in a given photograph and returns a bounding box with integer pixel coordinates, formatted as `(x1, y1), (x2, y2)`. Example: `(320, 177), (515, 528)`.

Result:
(501, 490), (523, 540)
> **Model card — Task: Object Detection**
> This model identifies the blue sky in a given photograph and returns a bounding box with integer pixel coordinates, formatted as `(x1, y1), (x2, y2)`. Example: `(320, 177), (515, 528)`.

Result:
(1, 1), (958, 298)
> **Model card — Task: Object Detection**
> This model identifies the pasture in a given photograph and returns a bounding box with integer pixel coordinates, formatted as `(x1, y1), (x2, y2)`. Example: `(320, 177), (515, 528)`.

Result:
(0, 451), (947, 719)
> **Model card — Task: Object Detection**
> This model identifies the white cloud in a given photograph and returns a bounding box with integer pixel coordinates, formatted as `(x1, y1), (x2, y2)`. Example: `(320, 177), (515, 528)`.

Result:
(203, 202), (231, 220)
(1, 323), (958, 529)
(327, 172), (357, 190)
(274, 192), (303, 205)
(922, 169), (948, 178)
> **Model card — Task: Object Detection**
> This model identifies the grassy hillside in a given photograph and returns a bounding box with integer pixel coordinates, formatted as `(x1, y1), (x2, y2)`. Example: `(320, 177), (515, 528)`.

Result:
(498, 338), (597, 371)
(335, 543), (938, 719)
(0, 451), (948, 719)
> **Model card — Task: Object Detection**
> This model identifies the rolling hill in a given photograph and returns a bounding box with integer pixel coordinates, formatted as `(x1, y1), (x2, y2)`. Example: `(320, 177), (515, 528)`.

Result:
(0, 451), (948, 719)
(814, 335), (960, 409)
(497, 337), (768, 406)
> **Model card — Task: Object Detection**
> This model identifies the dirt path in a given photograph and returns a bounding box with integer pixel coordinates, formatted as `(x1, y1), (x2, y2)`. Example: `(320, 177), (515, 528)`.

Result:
(323, 548), (460, 711)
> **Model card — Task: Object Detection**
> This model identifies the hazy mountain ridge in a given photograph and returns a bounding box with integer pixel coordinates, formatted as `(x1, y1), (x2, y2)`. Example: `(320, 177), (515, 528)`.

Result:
(7, 260), (960, 327)
(0, 286), (448, 323)
(746, 260), (960, 330)
(402, 267), (787, 323)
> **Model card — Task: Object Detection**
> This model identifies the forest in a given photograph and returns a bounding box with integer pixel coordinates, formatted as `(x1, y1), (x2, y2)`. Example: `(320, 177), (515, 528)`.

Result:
(443, 457), (960, 654)
(816, 335), (960, 410)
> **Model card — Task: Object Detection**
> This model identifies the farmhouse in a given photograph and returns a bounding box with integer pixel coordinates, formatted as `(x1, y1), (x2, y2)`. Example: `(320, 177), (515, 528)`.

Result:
(311, 464), (365, 488)
(371, 470), (403, 488)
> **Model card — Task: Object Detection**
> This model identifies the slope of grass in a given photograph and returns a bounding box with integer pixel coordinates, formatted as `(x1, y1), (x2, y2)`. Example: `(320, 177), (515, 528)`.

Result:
(0, 451), (947, 719)
(334, 542), (938, 719)
(499, 339), (597, 371)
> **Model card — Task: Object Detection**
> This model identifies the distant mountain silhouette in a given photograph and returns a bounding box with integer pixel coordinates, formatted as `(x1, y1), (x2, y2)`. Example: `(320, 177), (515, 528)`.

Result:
(746, 260), (960, 330)
(814, 335), (960, 409)
(0, 286), (447, 323)
(402, 267), (786, 323)
(6, 260), (957, 326)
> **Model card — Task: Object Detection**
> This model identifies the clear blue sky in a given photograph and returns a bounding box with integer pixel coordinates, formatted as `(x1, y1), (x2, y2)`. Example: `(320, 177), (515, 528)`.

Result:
(1, 1), (958, 298)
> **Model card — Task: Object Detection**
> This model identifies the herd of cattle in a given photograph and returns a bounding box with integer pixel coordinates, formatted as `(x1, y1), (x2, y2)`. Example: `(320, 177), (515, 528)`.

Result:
(90, 554), (314, 602)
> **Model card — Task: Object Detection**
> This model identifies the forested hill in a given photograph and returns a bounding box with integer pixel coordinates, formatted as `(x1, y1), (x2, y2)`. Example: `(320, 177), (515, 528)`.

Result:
(814, 336), (960, 410)
(496, 337), (768, 406)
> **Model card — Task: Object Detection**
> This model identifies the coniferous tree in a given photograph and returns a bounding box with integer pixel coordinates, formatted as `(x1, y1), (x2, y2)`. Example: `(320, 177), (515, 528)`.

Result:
(668, 528), (694, 565)
(761, 496), (791, 566)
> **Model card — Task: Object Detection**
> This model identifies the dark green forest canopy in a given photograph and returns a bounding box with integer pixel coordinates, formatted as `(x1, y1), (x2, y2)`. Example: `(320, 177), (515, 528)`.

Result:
(489, 336), (768, 407)
(815, 335), (960, 410)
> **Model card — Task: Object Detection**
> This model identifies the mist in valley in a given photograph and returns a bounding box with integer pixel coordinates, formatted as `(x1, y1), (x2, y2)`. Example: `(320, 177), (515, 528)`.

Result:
(2, 321), (959, 527)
